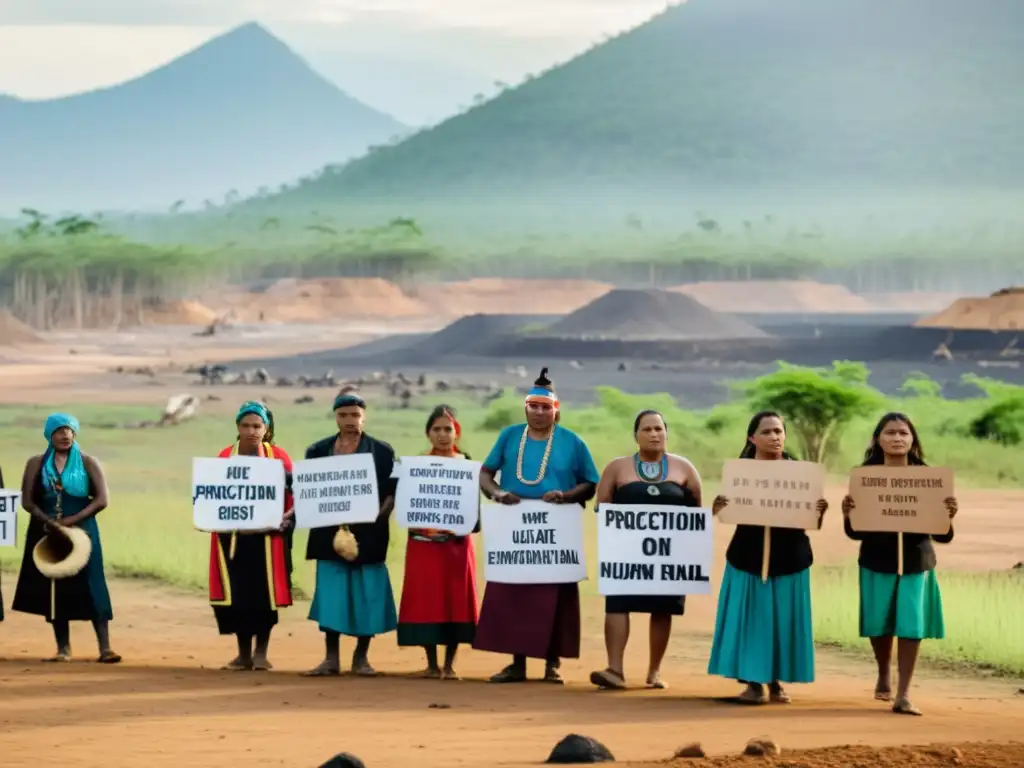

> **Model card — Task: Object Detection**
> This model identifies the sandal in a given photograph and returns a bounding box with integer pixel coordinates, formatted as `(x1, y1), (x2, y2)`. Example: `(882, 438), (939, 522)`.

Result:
(420, 668), (442, 680)
(221, 658), (253, 671)
(543, 666), (564, 685)
(353, 660), (380, 677)
(488, 665), (527, 683)
(97, 651), (123, 665)
(737, 685), (767, 705)
(646, 671), (668, 690)
(590, 668), (626, 690)
(44, 652), (72, 663)
(252, 658), (273, 671)
(874, 688), (893, 702)
(441, 668), (461, 681)
(892, 696), (922, 716)
(302, 661), (340, 677)
(769, 684), (791, 704)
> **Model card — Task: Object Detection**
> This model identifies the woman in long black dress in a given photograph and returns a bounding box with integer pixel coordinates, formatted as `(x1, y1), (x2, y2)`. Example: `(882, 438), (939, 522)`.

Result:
(589, 410), (703, 690)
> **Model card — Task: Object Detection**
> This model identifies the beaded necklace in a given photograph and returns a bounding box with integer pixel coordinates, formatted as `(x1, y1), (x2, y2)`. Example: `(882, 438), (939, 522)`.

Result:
(516, 424), (554, 486)
(634, 452), (668, 483)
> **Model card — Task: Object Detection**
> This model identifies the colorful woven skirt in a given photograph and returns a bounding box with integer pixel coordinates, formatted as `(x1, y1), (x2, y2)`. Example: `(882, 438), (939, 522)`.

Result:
(858, 566), (945, 640)
(707, 563), (815, 685)
(308, 560), (397, 637)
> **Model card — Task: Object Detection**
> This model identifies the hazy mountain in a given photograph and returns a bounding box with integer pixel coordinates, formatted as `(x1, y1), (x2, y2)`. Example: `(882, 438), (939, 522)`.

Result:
(0, 23), (405, 213)
(263, 0), (1024, 207)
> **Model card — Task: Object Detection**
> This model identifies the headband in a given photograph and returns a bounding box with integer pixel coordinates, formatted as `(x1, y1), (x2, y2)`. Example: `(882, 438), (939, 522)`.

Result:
(334, 393), (367, 411)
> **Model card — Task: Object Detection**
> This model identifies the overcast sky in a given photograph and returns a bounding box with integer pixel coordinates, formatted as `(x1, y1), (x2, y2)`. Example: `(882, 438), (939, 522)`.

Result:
(0, 1), (671, 124)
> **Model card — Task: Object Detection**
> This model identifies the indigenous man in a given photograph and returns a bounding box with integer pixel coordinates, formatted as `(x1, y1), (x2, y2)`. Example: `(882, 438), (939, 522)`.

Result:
(474, 368), (599, 683)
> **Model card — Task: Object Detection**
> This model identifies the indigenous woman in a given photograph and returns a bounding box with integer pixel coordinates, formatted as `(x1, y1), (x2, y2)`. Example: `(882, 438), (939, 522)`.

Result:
(12, 413), (119, 662)
(842, 412), (956, 716)
(210, 401), (295, 671)
(475, 368), (600, 684)
(397, 405), (480, 679)
(590, 410), (703, 691)
(304, 392), (398, 677)
(707, 411), (828, 704)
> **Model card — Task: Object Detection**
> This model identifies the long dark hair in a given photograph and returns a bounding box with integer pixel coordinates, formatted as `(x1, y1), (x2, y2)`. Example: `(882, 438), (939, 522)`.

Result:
(739, 409), (797, 460)
(633, 409), (666, 437)
(426, 404), (469, 458)
(862, 412), (925, 466)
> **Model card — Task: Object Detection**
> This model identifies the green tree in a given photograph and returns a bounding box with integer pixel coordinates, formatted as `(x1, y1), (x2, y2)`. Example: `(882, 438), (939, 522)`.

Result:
(737, 361), (885, 463)
(899, 371), (943, 398)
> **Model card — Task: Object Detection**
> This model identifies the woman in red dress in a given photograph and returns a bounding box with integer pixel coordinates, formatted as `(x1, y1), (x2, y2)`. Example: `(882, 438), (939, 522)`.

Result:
(209, 401), (295, 671)
(397, 405), (480, 679)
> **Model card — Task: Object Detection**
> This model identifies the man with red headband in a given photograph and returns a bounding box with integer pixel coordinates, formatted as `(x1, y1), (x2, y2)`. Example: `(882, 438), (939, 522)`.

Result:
(474, 368), (599, 683)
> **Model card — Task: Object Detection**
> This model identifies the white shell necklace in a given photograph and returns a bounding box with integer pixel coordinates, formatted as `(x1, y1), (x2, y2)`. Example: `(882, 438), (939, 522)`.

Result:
(516, 424), (554, 485)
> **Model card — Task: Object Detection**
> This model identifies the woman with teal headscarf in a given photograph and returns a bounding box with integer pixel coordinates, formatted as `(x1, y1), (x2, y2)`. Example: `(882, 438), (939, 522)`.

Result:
(12, 413), (120, 663)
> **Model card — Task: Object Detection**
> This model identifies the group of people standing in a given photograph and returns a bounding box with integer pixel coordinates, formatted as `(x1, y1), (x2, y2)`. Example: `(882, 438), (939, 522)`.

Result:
(0, 370), (957, 717)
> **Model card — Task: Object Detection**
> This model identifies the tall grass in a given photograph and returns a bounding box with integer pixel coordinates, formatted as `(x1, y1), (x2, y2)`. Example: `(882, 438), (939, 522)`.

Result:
(1, 392), (1021, 673)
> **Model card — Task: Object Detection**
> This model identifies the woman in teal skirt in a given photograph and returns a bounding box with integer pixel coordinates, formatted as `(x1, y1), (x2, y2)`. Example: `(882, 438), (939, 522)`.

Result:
(12, 413), (120, 662)
(707, 410), (827, 705)
(842, 412), (956, 716)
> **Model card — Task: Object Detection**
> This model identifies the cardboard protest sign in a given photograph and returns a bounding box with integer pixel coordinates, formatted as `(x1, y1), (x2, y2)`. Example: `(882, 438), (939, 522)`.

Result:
(848, 465), (954, 536)
(718, 458), (825, 530)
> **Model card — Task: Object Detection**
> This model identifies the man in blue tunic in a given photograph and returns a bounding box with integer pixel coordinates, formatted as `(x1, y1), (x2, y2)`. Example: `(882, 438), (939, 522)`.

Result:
(473, 368), (599, 683)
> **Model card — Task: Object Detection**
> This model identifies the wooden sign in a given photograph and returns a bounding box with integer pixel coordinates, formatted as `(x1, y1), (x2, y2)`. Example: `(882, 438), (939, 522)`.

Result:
(848, 465), (954, 536)
(718, 459), (825, 530)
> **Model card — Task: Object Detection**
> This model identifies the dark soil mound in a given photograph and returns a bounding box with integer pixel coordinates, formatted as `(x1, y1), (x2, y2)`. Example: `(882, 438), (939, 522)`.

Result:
(546, 289), (767, 341)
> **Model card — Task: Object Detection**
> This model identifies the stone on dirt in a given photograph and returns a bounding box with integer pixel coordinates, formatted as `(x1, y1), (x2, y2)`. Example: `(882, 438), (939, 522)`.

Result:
(674, 742), (706, 758)
(744, 737), (781, 757)
(545, 734), (615, 763)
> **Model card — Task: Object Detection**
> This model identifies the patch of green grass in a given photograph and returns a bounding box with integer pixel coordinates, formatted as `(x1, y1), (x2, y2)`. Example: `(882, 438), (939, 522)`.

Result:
(812, 564), (1024, 676)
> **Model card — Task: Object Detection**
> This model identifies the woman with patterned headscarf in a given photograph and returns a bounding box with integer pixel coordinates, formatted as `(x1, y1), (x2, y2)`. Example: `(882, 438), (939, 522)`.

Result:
(12, 413), (119, 663)
(210, 401), (295, 671)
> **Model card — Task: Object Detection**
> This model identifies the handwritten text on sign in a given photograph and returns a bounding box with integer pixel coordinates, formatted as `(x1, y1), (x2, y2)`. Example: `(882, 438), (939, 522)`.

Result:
(597, 504), (713, 596)
(0, 490), (21, 547)
(848, 465), (954, 535)
(481, 500), (586, 584)
(719, 458), (824, 529)
(292, 453), (379, 528)
(192, 457), (284, 532)
(394, 456), (480, 537)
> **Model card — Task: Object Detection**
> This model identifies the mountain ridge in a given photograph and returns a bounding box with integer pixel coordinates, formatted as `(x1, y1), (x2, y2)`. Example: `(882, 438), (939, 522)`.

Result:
(258, 0), (1024, 207)
(0, 22), (406, 213)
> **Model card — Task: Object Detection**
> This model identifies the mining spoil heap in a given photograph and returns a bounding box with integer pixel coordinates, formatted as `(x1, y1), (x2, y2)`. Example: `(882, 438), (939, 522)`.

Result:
(0, 310), (42, 344)
(916, 287), (1024, 331)
(672, 280), (877, 313)
(545, 289), (768, 340)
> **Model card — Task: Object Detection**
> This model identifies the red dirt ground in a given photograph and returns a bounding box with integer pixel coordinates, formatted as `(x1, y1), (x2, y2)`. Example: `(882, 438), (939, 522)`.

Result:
(1, 577), (1022, 768)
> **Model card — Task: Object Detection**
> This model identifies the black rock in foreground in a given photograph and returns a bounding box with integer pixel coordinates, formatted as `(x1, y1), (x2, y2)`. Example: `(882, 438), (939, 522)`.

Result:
(319, 753), (367, 768)
(545, 734), (615, 763)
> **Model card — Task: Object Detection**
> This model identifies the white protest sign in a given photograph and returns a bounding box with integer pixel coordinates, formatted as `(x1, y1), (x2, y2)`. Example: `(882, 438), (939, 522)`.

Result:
(597, 504), (713, 596)
(192, 456), (285, 532)
(292, 453), (379, 529)
(394, 455), (481, 537)
(481, 500), (586, 584)
(0, 490), (20, 547)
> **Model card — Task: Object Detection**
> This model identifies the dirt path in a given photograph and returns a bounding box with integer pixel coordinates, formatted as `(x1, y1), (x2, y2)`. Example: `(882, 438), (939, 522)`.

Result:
(1, 580), (1021, 768)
